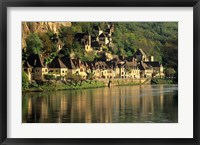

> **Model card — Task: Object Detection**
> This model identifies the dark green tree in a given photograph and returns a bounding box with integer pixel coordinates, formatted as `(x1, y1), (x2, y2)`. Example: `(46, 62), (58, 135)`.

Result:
(26, 33), (43, 55)
(22, 71), (29, 89)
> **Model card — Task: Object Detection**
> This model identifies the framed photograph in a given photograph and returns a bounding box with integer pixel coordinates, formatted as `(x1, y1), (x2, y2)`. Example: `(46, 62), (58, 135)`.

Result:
(0, 0), (199, 144)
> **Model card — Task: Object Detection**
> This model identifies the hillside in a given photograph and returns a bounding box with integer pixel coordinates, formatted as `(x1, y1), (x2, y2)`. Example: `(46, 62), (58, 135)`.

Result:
(22, 22), (178, 75)
(22, 22), (71, 49)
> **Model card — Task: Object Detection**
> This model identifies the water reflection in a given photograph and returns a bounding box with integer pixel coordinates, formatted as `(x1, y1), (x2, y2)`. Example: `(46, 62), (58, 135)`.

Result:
(22, 84), (178, 123)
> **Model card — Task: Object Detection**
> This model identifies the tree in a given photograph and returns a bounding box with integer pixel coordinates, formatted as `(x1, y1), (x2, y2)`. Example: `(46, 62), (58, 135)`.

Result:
(165, 68), (176, 78)
(22, 71), (29, 89)
(26, 33), (43, 55)
(59, 46), (71, 57)
(59, 26), (74, 47)
(38, 33), (53, 53)
(80, 51), (96, 62)
(72, 41), (84, 59)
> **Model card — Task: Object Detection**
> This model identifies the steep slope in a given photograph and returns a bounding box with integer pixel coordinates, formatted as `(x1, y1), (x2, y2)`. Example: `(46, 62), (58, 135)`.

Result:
(22, 22), (71, 49)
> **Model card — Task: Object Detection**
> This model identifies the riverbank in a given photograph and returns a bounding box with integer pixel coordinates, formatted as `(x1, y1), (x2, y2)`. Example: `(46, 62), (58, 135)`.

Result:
(151, 78), (174, 84)
(22, 78), (145, 93)
(23, 80), (106, 93)
(23, 78), (175, 93)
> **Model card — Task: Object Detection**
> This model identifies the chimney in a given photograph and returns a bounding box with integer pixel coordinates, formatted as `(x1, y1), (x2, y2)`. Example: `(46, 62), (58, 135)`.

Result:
(149, 56), (154, 62)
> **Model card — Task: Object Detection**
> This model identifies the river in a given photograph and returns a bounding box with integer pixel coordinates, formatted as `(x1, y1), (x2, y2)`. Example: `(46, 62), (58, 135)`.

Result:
(22, 84), (178, 123)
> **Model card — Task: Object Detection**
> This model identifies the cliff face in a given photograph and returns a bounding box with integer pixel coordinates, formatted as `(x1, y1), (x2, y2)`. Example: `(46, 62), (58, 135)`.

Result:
(22, 22), (71, 49)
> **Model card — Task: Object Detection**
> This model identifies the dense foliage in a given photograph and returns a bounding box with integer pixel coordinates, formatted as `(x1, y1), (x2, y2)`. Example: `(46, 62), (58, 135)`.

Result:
(22, 71), (29, 89)
(24, 22), (178, 77)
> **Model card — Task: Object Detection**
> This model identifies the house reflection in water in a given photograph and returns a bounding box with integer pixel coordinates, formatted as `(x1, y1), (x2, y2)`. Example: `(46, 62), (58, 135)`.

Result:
(22, 85), (178, 123)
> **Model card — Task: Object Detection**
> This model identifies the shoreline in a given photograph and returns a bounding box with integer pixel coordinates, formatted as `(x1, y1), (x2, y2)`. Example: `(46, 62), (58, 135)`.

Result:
(22, 78), (176, 93)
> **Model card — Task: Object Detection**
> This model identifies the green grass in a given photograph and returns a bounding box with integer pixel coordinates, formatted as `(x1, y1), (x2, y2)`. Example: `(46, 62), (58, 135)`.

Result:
(23, 81), (106, 92)
(151, 78), (173, 84)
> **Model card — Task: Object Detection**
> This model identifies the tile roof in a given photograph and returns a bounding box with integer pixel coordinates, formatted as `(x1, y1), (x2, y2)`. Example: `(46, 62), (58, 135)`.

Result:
(144, 61), (161, 67)
(23, 61), (33, 68)
(99, 33), (106, 38)
(135, 48), (147, 57)
(139, 61), (151, 70)
(27, 54), (45, 68)
(49, 57), (67, 68)
(61, 57), (80, 69)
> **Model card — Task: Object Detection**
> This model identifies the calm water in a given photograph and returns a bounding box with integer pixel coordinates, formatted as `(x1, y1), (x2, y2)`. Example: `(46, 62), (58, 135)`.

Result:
(22, 84), (178, 123)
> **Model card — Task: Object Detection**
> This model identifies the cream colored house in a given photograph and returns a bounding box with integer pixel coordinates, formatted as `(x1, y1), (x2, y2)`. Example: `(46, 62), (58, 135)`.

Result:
(48, 57), (68, 80)
(139, 61), (153, 78)
(125, 61), (140, 79)
(144, 61), (165, 78)
(98, 33), (109, 45)
(61, 58), (87, 79)
(22, 61), (33, 81)
(27, 54), (48, 80)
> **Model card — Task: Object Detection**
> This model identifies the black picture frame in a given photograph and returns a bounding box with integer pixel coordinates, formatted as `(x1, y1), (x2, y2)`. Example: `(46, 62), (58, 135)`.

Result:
(0, 0), (200, 144)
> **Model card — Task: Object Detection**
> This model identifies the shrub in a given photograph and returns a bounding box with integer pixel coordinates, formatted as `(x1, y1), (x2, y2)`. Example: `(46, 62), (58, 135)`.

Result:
(22, 71), (29, 89)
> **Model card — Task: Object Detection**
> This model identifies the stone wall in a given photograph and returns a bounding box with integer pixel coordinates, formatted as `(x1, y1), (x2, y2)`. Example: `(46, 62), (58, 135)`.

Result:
(98, 78), (151, 87)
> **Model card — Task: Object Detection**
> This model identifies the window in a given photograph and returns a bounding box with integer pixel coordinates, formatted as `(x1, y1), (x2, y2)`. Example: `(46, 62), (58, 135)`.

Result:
(62, 70), (64, 73)
(45, 69), (47, 72)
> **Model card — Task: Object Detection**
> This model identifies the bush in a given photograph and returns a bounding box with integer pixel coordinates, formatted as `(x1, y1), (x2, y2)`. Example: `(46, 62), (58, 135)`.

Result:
(44, 74), (55, 80)
(22, 71), (29, 89)
(29, 82), (39, 88)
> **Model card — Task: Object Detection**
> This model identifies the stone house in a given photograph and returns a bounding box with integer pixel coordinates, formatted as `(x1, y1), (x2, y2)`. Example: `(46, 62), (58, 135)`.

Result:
(134, 48), (149, 61)
(93, 61), (115, 79)
(75, 32), (93, 52)
(61, 57), (87, 79)
(124, 61), (140, 79)
(139, 61), (153, 78)
(27, 54), (48, 80)
(48, 57), (68, 80)
(98, 33), (109, 46)
(144, 61), (164, 78)
(93, 26), (103, 36)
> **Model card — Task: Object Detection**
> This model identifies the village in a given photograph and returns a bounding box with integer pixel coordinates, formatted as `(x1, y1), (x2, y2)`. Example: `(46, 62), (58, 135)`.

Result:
(22, 23), (165, 84)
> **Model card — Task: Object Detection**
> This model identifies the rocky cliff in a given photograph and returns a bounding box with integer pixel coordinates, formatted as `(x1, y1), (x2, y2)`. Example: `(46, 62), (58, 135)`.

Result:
(22, 22), (71, 49)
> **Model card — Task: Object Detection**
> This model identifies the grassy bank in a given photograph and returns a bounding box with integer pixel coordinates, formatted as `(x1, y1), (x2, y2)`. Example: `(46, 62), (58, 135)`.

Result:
(23, 78), (175, 93)
(23, 80), (106, 92)
(151, 78), (173, 84)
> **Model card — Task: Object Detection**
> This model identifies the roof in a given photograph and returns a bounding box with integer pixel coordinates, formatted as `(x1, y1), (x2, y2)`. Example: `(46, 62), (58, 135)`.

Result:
(112, 55), (125, 64)
(135, 49), (147, 56)
(49, 57), (67, 68)
(125, 56), (136, 62)
(23, 61), (33, 68)
(61, 57), (80, 69)
(91, 41), (100, 47)
(144, 61), (161, 67)
(139, 61), (151, 70)
(95, 61), (108, 69)
(27, 54), (45, 67)
(99, 33), (106, 38)
(125, 61), (137, 67)
(105, 61), (114, 69)
(84, 61), (96, 70)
